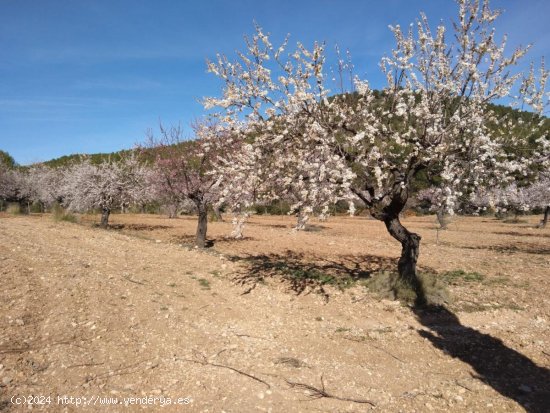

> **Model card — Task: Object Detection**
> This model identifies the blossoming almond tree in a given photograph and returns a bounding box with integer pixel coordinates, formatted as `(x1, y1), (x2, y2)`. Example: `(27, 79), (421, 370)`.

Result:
(494, 176), (550, 225)
(417, 187), (453, 229)
(147, 122), (224, 248)
(205, 0), (549, 302)
(0, 162), (61, 211)
(211, 122), (349, 232)
(20, 165), (65, 211)
(469, 176), (549, 227)
(62, 155), (152, 227)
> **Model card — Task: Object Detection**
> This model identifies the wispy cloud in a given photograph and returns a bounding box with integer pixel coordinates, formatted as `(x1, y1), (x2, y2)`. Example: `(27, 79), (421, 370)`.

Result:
(0, 97), (135, 109)
(73, 77), (163, 91)
(28, 45), (209, 63)
(0, 98), (86, 108)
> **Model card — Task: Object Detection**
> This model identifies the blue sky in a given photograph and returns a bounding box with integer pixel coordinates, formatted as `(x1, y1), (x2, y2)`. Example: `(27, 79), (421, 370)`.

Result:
(1, 0), (548, 165)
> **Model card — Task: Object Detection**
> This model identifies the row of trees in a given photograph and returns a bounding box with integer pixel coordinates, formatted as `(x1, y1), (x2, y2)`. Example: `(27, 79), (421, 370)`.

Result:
(0, 155), (152, 226)
(417, 174), (550, 229)
(1, 0), (548, 302)
(0, 124), (260, 248)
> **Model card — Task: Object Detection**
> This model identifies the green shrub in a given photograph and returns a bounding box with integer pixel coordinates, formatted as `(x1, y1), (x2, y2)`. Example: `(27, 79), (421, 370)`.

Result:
(364, 271), (450, 306)
(441, 269), (485, 284)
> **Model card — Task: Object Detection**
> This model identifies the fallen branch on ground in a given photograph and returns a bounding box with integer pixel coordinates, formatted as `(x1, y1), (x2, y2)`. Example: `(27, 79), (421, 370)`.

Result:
(179, 351), (270, 389)
(286, 374), (376, 406)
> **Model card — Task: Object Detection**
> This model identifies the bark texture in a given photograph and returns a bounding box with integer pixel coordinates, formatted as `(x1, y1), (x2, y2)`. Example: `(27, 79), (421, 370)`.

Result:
(384, 216), (424, 301)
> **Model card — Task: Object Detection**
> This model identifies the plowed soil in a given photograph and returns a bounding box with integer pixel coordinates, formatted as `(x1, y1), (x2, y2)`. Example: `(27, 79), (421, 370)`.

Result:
(1, 212), (549, 412)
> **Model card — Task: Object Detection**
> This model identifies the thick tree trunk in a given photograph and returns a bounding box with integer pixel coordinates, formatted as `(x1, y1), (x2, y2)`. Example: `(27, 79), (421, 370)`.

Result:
(384, 215), (424, 303)
(537, 206), (549, 229)
(100, 207), (110, 228)
(195, 203), (208, 248)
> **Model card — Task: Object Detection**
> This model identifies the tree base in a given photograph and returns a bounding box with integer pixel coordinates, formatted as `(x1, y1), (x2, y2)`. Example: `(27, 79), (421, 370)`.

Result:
(365, 272), (450, 307)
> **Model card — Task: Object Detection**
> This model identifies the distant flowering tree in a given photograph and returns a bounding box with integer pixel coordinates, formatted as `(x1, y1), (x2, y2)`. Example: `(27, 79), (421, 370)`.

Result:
(21, 165), (65, 211)
(210, 124), (347, 232)
(147, 123), (224, 248)
(492, 184), (531, 217)
(469, 175), (549, 227)
(0, 162), (63, 211)
(204, 0), (549, 302)
(62, 155), (152, 227)
(117, 155), (155, 212)
(417, 187), (454, 229)
(0, 167), (48, 212)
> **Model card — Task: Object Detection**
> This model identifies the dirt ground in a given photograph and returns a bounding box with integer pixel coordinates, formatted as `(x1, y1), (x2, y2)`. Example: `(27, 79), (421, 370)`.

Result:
(0, 212), (549, 412)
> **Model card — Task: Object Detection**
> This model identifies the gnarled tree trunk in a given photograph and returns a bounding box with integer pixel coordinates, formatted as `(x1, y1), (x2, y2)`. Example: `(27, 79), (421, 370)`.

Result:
(361, 174), (426, 304)
(100, 207), (110, 228)
(384, 215), (424, 301)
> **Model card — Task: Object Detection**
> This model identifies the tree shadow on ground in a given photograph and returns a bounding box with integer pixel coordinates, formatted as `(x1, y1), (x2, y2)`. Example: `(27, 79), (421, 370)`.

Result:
(216, 236), (256, 244)
(228, 250), (435, 298)
(489, 231), (550, 239)
(460, 243), (550, 255)
(169, 235), (259, 248)
(413, 305), (550, 413)
(168, 235), (215, 248)
(246, 221), (288, 229)
(231, 250), (550, 410)
(106, 223), (172, 231)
